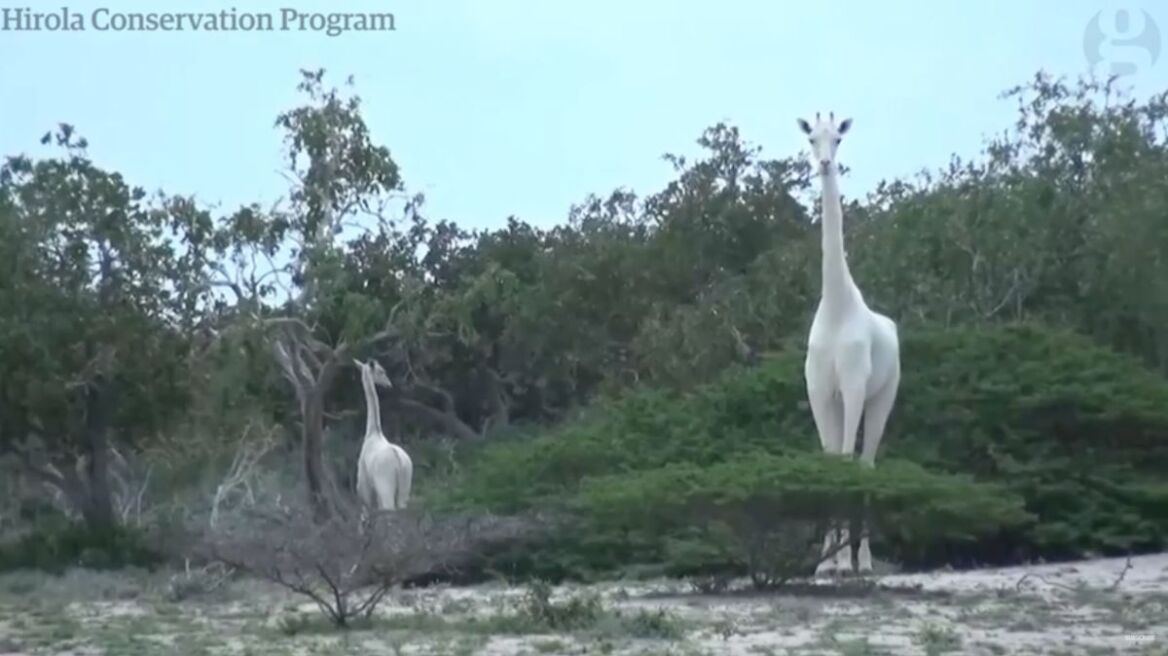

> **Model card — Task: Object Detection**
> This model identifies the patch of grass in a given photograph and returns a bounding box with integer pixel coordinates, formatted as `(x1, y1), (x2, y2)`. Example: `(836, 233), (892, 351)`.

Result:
(275, 609), (317, 636)
(0, 571), (45, 596)
(833, 637), (893, 656)
(0, 566), (157, 604)
(914, 622), (962, 655)
(429, 635), (487, 656)
(165, 563), (235, 603)
(533, 638), (570, 653)
(11, 610), (83, 650)
(520, 579), (605, 630)
(710, 616), (739, 639)
(374, 581), (687, 642)
(516, 581), (684, 640)
(610, 607), (684, 639)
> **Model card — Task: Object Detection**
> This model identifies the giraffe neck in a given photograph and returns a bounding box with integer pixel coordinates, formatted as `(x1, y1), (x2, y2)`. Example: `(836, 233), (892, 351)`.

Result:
(361, 370), (383, 439)
(819, 167), (858, 312)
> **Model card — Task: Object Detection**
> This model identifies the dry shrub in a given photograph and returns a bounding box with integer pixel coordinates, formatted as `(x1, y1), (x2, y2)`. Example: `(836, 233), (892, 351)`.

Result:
(201, 502), (544, 627)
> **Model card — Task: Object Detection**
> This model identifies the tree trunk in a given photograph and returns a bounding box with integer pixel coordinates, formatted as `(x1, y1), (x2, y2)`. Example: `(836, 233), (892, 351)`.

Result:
(78, 484), (116, 532)
(80, 252), (119, 534)
(46, 451), (116, 534)
(78, 373), (117, 533)
(302, 387), (333, 521)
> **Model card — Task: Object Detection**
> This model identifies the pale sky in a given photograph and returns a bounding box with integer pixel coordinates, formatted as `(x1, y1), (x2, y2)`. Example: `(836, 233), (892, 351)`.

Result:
(1, 1), (1165, 233)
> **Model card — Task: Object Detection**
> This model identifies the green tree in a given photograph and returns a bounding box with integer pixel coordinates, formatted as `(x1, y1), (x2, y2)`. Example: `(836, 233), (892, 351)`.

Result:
(850, 74), (1168, 372)
(0, 125), (211, 532)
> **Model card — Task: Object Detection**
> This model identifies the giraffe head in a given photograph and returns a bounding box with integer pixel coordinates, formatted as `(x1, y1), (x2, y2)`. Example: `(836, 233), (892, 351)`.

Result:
(354, 358), (393, 389)
(797, 111), (852, 175)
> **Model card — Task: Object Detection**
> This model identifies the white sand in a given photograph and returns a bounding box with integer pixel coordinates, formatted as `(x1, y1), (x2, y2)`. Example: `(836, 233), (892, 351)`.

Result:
(1, 552), (1165, 655)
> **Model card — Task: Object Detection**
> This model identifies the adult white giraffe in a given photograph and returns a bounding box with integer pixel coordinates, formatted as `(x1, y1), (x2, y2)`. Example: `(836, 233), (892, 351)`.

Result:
(798, 112), (901, 576)
(354, 358), (413, 511)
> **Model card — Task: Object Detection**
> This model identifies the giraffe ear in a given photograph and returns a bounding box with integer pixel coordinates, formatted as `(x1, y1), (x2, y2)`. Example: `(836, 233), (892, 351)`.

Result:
(838, 118), (852, 134)
(353, 358), (363, 368)
(797, 118), (812, 134)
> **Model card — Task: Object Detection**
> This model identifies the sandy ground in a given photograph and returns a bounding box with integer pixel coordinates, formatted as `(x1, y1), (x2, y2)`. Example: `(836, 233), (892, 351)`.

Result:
(0, 553), (1164, 655)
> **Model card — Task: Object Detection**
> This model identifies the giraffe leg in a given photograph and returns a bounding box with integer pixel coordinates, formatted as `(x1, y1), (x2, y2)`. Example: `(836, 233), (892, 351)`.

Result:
(807, 384), (845, 577)
(856, 528), (873, 574)
(856, 374), (899, 574)
(835, 386), (867, 574)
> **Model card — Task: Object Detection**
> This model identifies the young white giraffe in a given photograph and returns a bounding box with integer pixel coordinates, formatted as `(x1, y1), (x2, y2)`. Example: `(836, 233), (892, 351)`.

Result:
(354, 358), (413, 511)
(798, 112), (901, 576)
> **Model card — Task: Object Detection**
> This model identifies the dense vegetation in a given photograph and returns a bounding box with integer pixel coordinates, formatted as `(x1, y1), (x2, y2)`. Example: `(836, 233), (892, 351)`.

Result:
(1, 69), (1166, 585)
(440, 324), (1168, 580)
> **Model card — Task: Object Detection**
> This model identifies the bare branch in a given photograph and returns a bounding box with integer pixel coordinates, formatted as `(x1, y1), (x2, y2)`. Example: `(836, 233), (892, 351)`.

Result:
(984, 268), (1026, 319)
(210, 422), (278, 529)
(264, 317), (333, 355)
(410, 380), (458, 414)
(203, 504), (546, 627)
(390, 397), (481, 442)
(293, 338), (324, 378)
(728, 323), (759, 366)
(271, 340), (311, 409)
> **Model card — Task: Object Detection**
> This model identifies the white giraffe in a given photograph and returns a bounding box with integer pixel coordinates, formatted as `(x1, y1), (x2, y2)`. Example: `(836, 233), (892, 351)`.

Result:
(798, 112), (901, 576)
(354, 358), (413, 511)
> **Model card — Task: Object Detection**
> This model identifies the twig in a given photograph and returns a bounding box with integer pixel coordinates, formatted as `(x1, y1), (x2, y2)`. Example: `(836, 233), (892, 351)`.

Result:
(1106, 557), (1133, 591)
(1014, 572), (1077, 593)
(1014, 556), (1133, 594)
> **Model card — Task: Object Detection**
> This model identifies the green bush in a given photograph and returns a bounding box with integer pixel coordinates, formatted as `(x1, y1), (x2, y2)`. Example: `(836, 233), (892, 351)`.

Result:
(579, 452), (1031, 588)
(890, 323), (1168, 563)
(435, 365), (807, 514)
(438, 322), (1168, 578)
